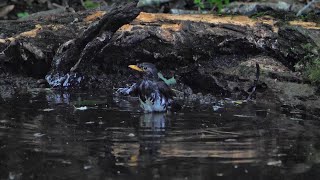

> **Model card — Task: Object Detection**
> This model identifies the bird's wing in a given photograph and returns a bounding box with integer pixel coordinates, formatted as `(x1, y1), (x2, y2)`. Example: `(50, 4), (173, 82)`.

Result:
(157, 81), (175, 99)
(116, 83), (139, 96)
(128, 82), (140, 96)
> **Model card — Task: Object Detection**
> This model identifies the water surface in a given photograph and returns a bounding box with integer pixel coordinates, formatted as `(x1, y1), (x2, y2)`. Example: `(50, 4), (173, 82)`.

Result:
(1, 90), (320, 180)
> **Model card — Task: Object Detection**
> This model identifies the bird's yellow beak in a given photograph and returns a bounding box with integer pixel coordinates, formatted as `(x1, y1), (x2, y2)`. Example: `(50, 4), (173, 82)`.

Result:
(128, 65), (144, 72)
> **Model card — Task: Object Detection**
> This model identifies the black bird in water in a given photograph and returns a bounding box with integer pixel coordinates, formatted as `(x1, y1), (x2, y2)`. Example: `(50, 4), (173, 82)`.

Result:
(117, 62), (175, 113)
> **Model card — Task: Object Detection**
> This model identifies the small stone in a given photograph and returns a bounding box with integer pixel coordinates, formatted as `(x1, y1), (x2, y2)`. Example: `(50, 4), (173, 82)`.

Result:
(37, 79), (47, 84)
(267, 160), (282, 166)
(42, 108), (54, 112)
(216, 173), (223, 176)
(85, 121), (95, 124)
(128, 133), (135, 137)
(33, 133), (45, 137)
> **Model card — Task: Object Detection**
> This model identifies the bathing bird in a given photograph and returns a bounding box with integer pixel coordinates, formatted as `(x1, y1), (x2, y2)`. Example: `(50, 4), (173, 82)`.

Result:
(117, 62), (175, 113)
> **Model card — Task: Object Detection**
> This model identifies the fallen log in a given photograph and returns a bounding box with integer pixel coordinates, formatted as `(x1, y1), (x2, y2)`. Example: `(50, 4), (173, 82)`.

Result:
(0, 3), (319, 116)
(0, 7), (101, 78)
(0, 2), (140, 97)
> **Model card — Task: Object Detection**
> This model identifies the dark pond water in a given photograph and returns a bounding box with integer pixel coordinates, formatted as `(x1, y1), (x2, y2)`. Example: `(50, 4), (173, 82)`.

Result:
(1, 90), (320, 180)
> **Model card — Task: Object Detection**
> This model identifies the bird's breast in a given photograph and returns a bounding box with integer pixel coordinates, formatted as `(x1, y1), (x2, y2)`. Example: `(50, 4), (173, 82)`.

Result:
(139, 91), (167, 112)
(138, 80), (171, 112)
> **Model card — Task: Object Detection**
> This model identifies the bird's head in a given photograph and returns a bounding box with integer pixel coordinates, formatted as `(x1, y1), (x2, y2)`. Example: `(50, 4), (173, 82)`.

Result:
(128, 62), (158, 79)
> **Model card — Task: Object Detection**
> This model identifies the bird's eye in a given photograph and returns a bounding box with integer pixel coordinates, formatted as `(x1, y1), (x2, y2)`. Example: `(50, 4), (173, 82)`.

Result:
(143, 67), (147, 70)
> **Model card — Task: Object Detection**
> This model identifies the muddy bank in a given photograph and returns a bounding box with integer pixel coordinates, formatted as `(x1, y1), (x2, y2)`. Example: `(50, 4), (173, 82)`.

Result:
(0, 2), (319, 116)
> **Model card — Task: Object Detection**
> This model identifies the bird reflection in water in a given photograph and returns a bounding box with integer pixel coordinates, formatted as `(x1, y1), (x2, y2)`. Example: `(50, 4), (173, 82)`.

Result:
(116, 112), (168, 168)
(139, 113), (166, 131)
(138, 113), (167, 155)
(137, 113), (167, 162)
(46, 91), (71, 104)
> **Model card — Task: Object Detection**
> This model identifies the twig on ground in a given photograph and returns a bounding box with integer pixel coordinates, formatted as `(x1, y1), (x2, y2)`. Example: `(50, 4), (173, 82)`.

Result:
(296, 0), (320, 16)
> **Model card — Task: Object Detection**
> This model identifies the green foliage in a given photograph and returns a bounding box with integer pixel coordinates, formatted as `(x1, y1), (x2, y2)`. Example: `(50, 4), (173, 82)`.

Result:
(17, 12), (29, 18)
(307, 58), (320, 83)
(83, 0), (100, 9)
(297, 43), (320, 84)
(194, 0), (230, 12)
(301, 43), (314, 52)
(194, 0), (204, 9)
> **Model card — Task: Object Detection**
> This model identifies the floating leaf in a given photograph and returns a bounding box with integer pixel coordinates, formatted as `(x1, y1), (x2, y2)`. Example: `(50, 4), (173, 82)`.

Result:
(158, 72), (177, 85)
(17, 12), (29, 18)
